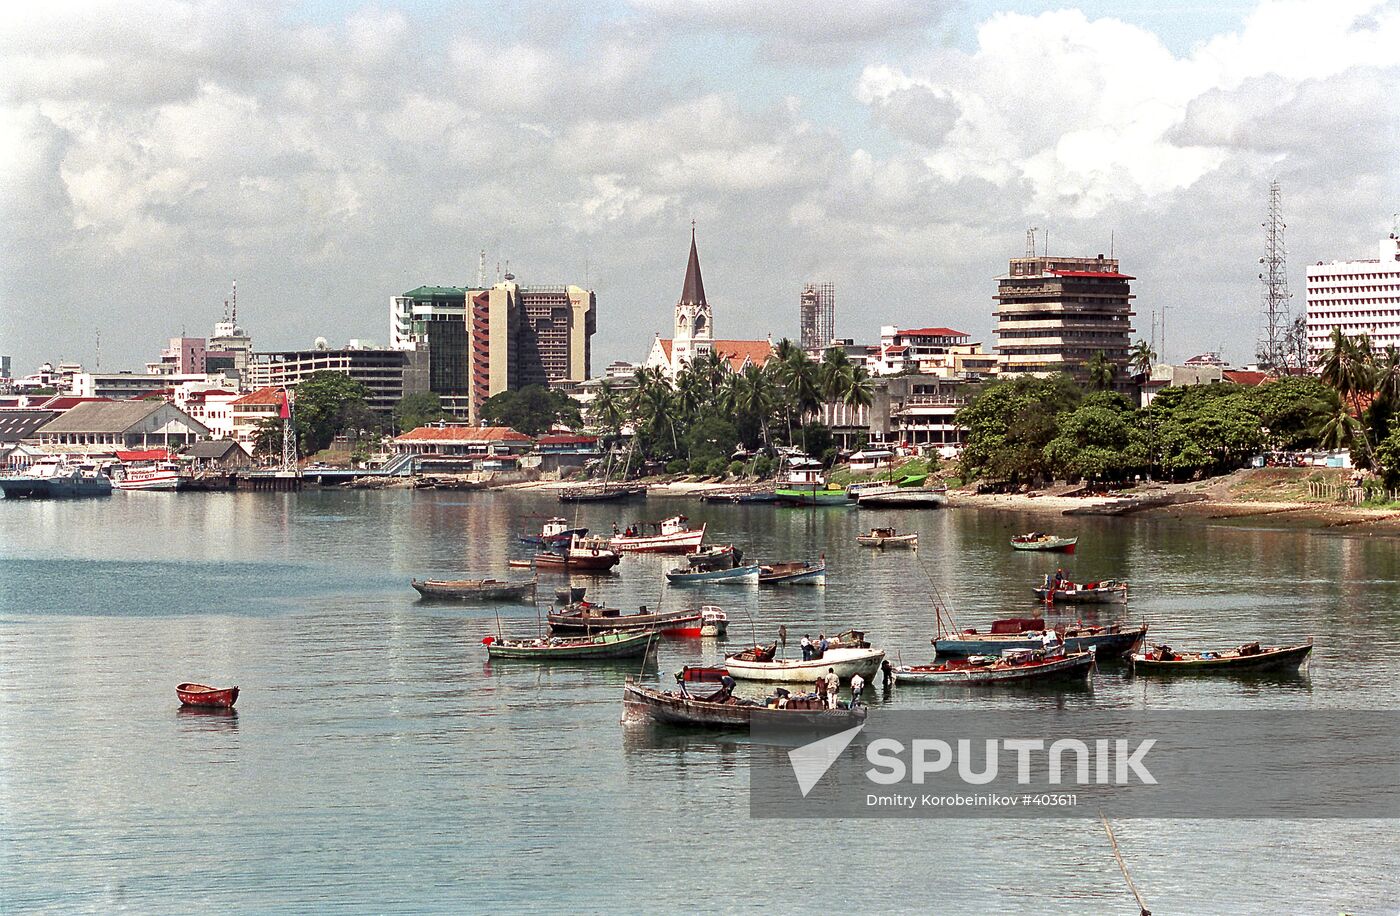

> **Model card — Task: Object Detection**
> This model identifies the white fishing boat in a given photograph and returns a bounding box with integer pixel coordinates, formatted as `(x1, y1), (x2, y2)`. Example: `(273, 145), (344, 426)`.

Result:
(112, 462), (187, 491)
(609, 515), (706, 553)
(724, 645), (885, 684)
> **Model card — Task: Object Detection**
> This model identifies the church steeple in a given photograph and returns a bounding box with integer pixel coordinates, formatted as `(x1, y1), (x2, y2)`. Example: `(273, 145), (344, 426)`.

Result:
(680, 221), (707, 307)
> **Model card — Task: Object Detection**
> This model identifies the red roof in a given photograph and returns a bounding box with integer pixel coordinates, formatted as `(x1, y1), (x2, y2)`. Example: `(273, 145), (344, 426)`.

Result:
(884, 345), (909, 354)
(396, 425), (533, 443)
(116, 449), (173, 462)
(185, 389), (237, 402)
(896, 327), (968, 338)
(1223, 370), (1269, 387)
(711, 339), (774, 371)
(233, 386), (285, 406)
(39, 396), (111, 410)
(537, 434), (598, 446)
(1047, 269), (1135, 280)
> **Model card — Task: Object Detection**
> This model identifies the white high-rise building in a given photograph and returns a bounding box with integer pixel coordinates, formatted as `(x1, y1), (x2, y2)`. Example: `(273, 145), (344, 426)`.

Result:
(1306, 235), (1400, 356)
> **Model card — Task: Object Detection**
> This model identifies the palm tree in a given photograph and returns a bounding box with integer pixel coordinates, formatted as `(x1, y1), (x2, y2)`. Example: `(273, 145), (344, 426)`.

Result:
(734, 364), (775, 446)
(818, 347), (854, 402)
(1128, 340), (1156, 378)
(588, 380), (626, 445)
(1316, 404), (1362, 453)
(1319, 327), (1374, 417)
(1086, 351), (1116, 391)
(842, 364), (875, 412)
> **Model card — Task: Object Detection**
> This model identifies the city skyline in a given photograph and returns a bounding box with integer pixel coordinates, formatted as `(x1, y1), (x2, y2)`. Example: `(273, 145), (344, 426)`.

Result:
(2, 0), (1397, 373)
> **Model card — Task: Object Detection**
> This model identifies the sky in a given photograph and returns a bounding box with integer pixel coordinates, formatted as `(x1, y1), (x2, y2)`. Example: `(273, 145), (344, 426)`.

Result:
(2, 0), (1398, 375)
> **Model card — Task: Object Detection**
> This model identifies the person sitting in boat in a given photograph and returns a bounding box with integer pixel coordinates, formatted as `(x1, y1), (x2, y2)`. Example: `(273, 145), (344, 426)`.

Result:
(1154, 644), (1175, 661)
(1041, 627), (1063, 657)
(1054, 567), (1066, 586)
(815, 634), (828, 659)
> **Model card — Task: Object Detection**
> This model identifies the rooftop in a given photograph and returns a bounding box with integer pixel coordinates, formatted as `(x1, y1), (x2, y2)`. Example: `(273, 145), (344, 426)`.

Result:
(37, 400), (169, 434)
(232, 387), (285, 406)
(896, 327), (969, 338)
(395, 425), (534, 443)
(0, 409), (59, 444)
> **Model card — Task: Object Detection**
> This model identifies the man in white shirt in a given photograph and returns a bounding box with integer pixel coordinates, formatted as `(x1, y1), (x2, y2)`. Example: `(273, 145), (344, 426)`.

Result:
(850, 673), (865, 708)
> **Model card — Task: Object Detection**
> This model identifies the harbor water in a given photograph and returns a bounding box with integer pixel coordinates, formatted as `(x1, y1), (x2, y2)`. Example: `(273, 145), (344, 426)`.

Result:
(2, 490), (1398, 912)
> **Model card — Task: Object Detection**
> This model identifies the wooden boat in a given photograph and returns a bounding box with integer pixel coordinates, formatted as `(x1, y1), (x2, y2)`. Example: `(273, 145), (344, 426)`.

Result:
(517, 517), (588, 547)
(699, 606), (729, 637)
(482, 629), (656, 660)
(855, 487), (948, 508)
(933, 617), (1148, 658)
(1130, 640), (1313, 674)
(856, 526), (919, 549)
(773, 458), (848, 506)
(558, 483), (646, 502)
(555, 585), (587, 603)
(176, 682), (240, 708)
(547, 602), (703, 634)
(1011, 532), (1078, 553)
(895, 649), (1095, 685)
(622, 668), (866, 728)
(666, 563), (760, 584)
(759, 559), (827, 586)
(411, 577), (537, 601)
(686, 544), (743, 570)
(508, 535), (621, 572)
(609, 515), (706, 553)
(1032, 577), (1128, 604)
(724, 644), (885, 684)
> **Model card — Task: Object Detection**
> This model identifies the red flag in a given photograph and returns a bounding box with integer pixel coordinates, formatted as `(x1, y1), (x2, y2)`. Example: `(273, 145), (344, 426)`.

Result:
(278, 389), (290, 420)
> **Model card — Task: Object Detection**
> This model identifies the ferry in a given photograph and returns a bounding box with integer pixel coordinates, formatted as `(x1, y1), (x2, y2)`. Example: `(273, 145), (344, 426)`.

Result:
(609, 515), (706, 553)
(0, 458), (113, 499)
(113, 462), (187, 491)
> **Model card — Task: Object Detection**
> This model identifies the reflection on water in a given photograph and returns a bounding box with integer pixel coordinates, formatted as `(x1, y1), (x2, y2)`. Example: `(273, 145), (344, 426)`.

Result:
(2, 489), (1398, 912)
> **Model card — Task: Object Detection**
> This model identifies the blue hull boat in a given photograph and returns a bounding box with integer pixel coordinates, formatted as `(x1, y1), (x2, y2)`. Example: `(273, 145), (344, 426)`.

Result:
(0, 469), (113, 499)
(933, 623), (1148, 659)
(666, 564), (761, 585)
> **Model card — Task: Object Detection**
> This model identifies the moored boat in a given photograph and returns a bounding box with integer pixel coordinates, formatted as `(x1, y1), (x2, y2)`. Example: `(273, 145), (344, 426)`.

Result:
(758, 559), (827, 586)
(0, 458), (113, 499)
(113, 462), (188, 491)
(1011, 532), (1078, 553)
(622, 669), (866, 728)
(699, 606), (729, 637)
(856, 526), (919, 549)
(411, 577), (537, 601)
(773, 458), (848, 506)
(724, 644), (885, 684)
(483, 629), (656, 660)
(933, 617), (1148, 659)
(609, 515), (706, 553)
(509, 535), (622, 573)
(895, 648), (1095, 685)
(517, 517), (588, 547)
(1130, 640), (1313, 674)
(177, 682), (240, 708)
(855, 487), (948, 508)
(1032, 577), (1128, 604)
(666, 563), (761, 585)
(547, 602), (703, 634)
(686, 544), (743, 570)
(559, 483), (647, 503)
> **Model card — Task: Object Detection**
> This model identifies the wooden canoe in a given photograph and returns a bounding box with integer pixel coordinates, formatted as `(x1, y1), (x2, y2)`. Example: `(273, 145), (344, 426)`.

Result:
(933, 621), (1148, 658)
(1010, 534), (1078, 553)
(1032, 579), (1128, 604)
(724, 646), (886, 683)
(856, 528), (919, 548)
(483, 629), (656, 660)
(1130, 640), (1313, 674)
(547, 604), (703, 634)
(176, 683), (239, 708)
(622, 676), (867, 728)
(758, 560), (827, 586)
(895, 649), (1095, 685)
(411, 577), (537, 601)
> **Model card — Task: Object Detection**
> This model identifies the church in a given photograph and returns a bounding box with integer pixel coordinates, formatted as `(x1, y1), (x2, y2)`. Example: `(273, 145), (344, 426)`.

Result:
(644, 227), (774, 378)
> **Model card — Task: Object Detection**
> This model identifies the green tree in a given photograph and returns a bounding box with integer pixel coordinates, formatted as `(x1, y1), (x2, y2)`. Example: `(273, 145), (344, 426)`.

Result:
(1128, 340), (1156, 377)
(1044, 398), (1148, 482)
(1250, 377), (1336, 450)
(1145, 384), (1264, 479)
(587, 380), (627, 446)
(684, 415), (739, 465)
(481, 385), (583, 436)
(295, 372), (371, 454)
(393, 392), (452, 433)
(1085, 351), (1116, 391)
(956, 375), (1081, 483)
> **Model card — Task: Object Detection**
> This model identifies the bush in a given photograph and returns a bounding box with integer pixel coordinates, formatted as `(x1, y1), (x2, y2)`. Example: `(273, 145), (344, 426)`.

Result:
(821, 446), (838, 468)
(689, 457), (711, 475)
(728, 460), (746, 477)
(754, 454), (775, 477)
(666, 459), (688, 475)
(706, 457), (728, 476)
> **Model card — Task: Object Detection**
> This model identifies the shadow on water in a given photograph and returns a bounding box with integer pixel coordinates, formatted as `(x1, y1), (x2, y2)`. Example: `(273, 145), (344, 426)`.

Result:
(174, 706), (240, 731)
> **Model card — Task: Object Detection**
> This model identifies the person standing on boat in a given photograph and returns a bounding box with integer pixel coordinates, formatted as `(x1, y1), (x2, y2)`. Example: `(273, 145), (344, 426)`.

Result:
(1042, 627), (1062, 657)
(824, 669), (840, 709)
(816, 634), (829, 660)
(800, 634), (812, 661)
(850, 673), (865, 708)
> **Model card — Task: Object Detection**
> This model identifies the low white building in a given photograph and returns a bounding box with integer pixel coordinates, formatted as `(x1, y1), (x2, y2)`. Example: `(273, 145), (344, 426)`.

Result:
(33, 401), (209, 455)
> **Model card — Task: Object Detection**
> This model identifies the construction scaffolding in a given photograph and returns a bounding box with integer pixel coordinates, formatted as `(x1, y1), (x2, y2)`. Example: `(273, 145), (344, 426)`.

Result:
(800, 282), (835, 351)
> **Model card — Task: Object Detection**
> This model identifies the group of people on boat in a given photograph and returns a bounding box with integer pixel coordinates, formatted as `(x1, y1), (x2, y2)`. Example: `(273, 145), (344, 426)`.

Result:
(798, 633), (833, 661)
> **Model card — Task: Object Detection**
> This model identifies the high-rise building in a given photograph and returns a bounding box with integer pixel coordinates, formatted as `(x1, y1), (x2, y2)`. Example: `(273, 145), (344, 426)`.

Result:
(1305, 235), (1400, 357)
(391, 278), (595, 421)
(993, 254), (1135, 382)
(249, 341), (429, 415)
(800, 282), (835, 352)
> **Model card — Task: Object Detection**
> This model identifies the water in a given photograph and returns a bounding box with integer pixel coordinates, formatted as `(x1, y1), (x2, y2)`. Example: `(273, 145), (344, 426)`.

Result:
(2, 490), (1398, 913)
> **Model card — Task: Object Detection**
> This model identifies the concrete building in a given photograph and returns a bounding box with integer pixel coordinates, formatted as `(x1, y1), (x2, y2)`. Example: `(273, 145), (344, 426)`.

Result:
(869, 327), (999, 380)
(391, 279), (596, 422)
(249, 341), (428, 415)
(1305, 235), (1400, 356)
(33, 401), (209, 455)
(994, 254), (1135, 383)
(230, 386), (284, 446)
(148, 337), (237, 376)
(71, 371), (234, 400)
(646, 228), (774, 377)
(179, 387), (242, 440)
(819, 374), (970, 457)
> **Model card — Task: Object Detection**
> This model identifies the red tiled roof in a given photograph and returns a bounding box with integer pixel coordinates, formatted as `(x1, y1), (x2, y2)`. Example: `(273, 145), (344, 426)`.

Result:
(39, 396), (111, 410)
(884, 345), (909, 354)
(711, 339), (774, 371)
(1047, 269), (1135, 280)
(116, 449), (173, 462)
(896, 327), (968, 338)
(1223, 370), (1269, 387)
(186, 389), (237, 402)
(395, 425), (534, 443)
(537, 434), (598, 445)
(233, 386), (285, 406)
(658, 339), (673, 360)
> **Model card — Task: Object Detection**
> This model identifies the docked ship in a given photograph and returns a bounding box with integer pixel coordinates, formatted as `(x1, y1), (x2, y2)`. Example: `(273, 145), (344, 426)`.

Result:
(0, 458), (113, 499)
(112, 462), (188, 491)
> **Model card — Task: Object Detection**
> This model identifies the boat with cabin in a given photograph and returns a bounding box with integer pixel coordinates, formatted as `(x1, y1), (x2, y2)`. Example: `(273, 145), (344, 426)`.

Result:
(622, 667), (866, 728)
(758, 559), (827, 586)
(1129, 639), (1313, 674)
(411, 577), (537, 602)
(508, 535), (622, 573)
(856, 526), (919, 549)
(724, 642), (885, 684)
(112, 461), (188, 491)
(483, 629), (656, 660)
(773, 458), (848, 506)
(895, 648), (1095, 685)
(932, 616), (1148, 658)
(517, 517), (588, 547)
(609, 515), (706, 553)
(547, 602), (703, 635)
(0, 458), (113, 499)
(1032, 576), (1129, 604)
(1011, 533), (1078, 553)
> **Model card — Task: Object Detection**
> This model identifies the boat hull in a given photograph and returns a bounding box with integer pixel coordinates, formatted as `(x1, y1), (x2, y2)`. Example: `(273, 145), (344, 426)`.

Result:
(856, 488), (947, 508)
(934, 625), (1148, 659)
(774, 488), (850, 506)
(176, 683), (239, 708)
(486, 631), (656, 660)
(666, 565), (761, 585)
(758, 564), (827, 586)
(548, 608), (702, 634)
(1031, 585), (1128, 604)
(513, 552), (621, 572)
(622, 681), (867, 728)
(724, 647), (885, 683)
(610, 527), (706, 553)
(0, 477), (113, 498)
(1130, 642), (1313, 674)
(896, 651), (1094, 685)
(113, 472), (186, 491)
(1011, 538), (1078, 553)
(856, 535), (919, 548)
(411, 579), (537, 601)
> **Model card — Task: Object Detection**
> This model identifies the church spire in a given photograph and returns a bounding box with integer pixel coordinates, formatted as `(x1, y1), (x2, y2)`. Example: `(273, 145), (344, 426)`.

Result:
(680, 221), (707, 307)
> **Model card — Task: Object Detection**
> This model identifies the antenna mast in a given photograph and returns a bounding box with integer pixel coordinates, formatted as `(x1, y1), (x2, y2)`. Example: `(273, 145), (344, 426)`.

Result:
(1025, 227), (1038, 259)
(231, 279), (238, 325)
(1258, 180), (1293, 369)
(477, 250), (486, 288)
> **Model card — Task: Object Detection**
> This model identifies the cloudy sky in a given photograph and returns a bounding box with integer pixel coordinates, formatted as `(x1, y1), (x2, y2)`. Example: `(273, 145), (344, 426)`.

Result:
(3, 0), (1398, 375)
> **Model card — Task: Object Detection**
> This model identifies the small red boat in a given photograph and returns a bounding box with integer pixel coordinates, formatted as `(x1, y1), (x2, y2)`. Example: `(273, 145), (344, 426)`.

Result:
(176, 682), (240, 708)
